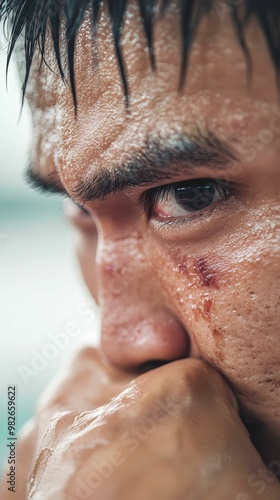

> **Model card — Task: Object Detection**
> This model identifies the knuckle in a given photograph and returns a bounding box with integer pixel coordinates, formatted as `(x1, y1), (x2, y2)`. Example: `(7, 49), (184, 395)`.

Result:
(38, 410), (77, 451)
(138, 358), (236, 414)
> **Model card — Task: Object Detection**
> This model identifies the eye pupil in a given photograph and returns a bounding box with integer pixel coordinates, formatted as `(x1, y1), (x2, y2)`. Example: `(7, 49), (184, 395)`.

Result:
(175, 182), (217, 211)
(147, 178), (230, 221)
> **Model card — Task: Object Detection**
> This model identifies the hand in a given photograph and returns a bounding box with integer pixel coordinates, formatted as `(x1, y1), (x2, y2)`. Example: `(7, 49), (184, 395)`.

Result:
(0, 348), (132, 500)
(14, 349), (280, 499)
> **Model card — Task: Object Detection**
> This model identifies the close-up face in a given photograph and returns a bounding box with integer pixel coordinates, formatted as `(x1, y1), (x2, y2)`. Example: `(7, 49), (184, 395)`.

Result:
(24, 2), (280, 432)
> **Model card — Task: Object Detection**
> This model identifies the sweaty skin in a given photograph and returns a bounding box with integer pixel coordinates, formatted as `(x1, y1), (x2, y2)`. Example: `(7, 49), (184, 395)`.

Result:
(2, 349), (280, 499)
(1, 1), (280, 498)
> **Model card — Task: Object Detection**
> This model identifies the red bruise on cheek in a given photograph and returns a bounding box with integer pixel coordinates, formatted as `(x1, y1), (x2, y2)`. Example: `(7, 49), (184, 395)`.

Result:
(191, 296), (212, 322)
(212, 327), (225, 362)
(173, 254), (225, 362)
(213, 327), (223, 339)
(194, 257), (220, 289)
(204, 297), (212, 317)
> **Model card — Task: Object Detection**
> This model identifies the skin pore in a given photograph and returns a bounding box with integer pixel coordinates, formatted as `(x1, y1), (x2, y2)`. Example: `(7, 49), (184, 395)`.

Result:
(8, 0), (280, 489)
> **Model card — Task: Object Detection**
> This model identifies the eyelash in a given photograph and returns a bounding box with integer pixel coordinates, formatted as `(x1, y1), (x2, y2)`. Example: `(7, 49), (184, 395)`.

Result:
(142, 178), (232, 223)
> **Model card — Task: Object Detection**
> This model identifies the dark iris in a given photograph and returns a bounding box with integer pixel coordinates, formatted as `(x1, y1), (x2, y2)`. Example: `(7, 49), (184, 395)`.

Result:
(174, 180), (219, 212)
(143, 178), (229, 217)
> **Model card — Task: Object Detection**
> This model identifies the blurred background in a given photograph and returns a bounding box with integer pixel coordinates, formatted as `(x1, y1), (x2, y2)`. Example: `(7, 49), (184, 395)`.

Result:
(0, 48), (99, 471)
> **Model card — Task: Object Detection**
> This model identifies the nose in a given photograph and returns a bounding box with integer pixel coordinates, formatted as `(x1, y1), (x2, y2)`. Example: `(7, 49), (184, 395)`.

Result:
(98, 235), (189, 372)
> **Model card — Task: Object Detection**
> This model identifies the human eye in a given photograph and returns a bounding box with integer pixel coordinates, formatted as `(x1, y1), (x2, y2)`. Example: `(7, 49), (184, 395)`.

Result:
(143, 178), (231, 223)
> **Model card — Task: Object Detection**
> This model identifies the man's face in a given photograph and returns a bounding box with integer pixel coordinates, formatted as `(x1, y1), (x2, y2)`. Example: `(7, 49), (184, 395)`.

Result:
(27, 4), (280, 430)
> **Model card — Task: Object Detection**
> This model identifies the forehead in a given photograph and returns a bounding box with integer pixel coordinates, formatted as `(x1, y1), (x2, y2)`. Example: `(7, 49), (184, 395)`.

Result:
(26, 2), (278, 193)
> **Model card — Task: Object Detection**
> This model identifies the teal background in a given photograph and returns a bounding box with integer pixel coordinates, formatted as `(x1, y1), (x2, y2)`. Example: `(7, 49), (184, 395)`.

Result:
(0, 50), (99, 476)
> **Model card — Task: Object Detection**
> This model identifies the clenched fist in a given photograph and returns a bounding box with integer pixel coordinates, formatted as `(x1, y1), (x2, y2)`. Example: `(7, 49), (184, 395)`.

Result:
(1, 348), (280, 499)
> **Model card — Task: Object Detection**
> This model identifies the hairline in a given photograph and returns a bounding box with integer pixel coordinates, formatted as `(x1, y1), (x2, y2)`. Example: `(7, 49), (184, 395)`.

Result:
(1, 0), (280, 110)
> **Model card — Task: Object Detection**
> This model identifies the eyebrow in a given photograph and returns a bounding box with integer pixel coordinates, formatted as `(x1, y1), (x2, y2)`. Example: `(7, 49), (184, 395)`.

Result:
(25, 130), (238, 204)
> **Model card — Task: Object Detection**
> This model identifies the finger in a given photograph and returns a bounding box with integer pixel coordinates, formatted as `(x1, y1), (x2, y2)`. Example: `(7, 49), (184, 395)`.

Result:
(135, 358), (239, 416)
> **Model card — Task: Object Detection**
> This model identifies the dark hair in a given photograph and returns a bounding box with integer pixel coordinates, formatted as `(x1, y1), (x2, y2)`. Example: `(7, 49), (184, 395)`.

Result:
(0, 0), (279, 109)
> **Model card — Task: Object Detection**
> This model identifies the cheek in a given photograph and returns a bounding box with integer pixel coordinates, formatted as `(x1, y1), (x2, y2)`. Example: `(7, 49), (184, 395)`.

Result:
(158, 252), (229, 363)
(152, 242), (280, 378)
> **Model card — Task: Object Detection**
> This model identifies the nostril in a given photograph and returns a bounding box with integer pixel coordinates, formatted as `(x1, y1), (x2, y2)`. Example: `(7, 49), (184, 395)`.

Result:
(101, 309), (190, 371)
